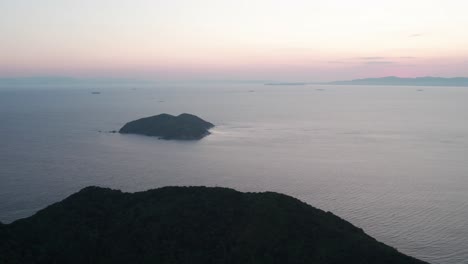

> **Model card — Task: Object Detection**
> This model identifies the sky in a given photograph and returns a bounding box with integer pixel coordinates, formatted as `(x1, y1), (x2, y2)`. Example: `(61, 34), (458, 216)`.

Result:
(1, 0), (468, 81)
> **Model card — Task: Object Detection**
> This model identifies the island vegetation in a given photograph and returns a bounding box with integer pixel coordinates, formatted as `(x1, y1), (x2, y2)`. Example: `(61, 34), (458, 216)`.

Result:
(0, 186), (426, 264)
(119, 113), (214, 140)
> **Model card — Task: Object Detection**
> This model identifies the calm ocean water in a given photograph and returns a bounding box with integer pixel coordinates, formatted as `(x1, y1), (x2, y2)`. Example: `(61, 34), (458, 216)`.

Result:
(0, 83), (467, 263)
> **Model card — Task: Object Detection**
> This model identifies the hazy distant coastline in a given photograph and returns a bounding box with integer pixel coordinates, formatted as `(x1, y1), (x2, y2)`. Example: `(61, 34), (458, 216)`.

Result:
(265, 82), (309, 86)
(0, 77), (154, 86)
(265, 76), (468, 87)
(325, 76), (468, 87)
(2, 76), (468, 87)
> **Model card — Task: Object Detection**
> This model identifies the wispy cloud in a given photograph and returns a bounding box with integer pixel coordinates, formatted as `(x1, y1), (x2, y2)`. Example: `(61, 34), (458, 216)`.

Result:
(365, 61), (395, 65)
(327, 60), (348, 64)
(400, 56), (416, 59)
(352, 57), (396, 65)
(409, 33), (423, 37)
(329, 57), (398, 66)
(358, 56), (386, 60)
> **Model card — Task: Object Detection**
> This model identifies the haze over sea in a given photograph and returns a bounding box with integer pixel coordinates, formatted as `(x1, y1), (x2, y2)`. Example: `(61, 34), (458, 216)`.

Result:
(0, 82), (467, 264)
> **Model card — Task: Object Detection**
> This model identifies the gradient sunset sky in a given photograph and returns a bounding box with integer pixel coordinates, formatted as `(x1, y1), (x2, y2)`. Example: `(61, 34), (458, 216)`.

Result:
(2, 0), (468, 81)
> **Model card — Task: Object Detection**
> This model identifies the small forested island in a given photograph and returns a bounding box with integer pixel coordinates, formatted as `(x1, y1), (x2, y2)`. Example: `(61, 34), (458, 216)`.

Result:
(119, 113), (214, 140)
(0, 186), (426, 264)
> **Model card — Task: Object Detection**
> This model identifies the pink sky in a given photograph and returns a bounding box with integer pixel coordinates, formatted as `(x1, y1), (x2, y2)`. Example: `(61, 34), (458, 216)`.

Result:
(1, 0), (468, 81)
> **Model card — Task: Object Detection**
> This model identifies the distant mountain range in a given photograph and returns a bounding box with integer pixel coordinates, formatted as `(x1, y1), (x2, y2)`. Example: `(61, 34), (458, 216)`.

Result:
(326, 76), (468, 87)
(2, 76), (468, 87)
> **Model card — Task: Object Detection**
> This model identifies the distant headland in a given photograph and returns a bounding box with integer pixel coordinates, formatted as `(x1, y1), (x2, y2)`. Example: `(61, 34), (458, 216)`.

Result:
(119, 113), (214, 140)
(263, 76), (468, 87)
(326, 76), (468, 87)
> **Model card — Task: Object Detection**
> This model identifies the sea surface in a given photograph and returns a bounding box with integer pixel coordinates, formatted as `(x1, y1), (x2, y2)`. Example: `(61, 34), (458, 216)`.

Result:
(0, 83), (467, 264)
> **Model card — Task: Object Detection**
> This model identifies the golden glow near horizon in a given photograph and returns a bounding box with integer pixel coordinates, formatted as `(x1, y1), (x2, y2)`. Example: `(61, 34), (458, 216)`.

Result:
(1, 0), (468, 81)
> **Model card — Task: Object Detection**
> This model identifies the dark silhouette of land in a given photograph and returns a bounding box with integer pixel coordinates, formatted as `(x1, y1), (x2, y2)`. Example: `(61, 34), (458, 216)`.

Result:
(265, 82), (308, 86)
(119, 113), (214, 140)
(0, 186), (427, 264)
(2, 76), (467, 87)
(327, 76), (468, 87)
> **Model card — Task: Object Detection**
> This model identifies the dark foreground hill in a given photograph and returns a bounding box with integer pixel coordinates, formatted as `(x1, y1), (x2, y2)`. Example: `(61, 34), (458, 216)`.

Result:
(119, 113), (214, 140)
(0, 186), (427, 264)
